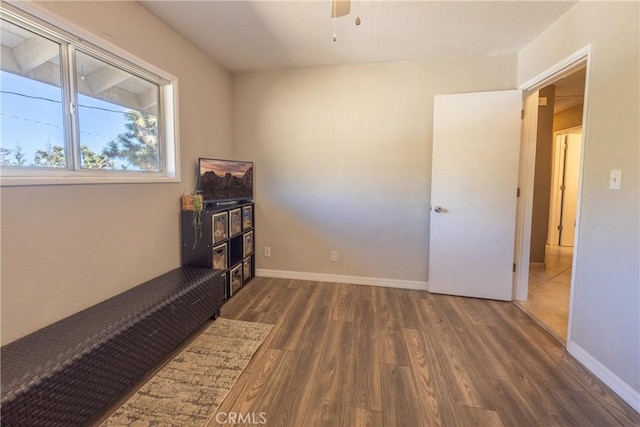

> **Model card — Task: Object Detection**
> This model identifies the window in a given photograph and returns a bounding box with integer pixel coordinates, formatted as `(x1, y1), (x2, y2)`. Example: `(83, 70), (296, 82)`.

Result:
(0, 4), (179, 184)
(1, 20), (67, 168)
(75, 51), (161, 171)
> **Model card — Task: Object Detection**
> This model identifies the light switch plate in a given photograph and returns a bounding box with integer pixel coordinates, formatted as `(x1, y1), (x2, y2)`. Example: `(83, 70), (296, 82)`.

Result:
(609, 170), (622, 190)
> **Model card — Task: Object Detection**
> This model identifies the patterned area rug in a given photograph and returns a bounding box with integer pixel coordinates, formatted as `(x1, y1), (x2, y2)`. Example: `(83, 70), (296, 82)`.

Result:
(102, 318), (272, 426)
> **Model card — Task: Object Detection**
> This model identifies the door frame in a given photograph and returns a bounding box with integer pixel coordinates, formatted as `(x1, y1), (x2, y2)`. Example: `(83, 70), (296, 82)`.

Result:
(513, 45), (592, 347)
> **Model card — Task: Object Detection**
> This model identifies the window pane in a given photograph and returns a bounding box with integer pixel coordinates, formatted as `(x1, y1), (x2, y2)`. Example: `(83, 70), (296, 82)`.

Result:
(76, 51), (160, 171)
(1, 19), (66, 168)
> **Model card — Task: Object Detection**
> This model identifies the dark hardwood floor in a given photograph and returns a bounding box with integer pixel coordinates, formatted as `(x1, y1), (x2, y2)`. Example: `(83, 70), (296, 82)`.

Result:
(210, 277), (639, 427)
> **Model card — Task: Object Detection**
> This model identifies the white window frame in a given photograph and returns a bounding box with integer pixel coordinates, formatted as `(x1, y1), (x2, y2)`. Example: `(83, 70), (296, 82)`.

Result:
(0, 1), (181, 186)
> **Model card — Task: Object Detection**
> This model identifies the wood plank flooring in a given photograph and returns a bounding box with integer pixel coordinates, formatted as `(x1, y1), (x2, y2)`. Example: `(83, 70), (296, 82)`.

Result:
(210, 277), (639, 427)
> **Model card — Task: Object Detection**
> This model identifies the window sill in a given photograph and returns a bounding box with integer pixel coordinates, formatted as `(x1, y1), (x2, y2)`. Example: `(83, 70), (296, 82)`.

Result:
(0, 173), (181, 187)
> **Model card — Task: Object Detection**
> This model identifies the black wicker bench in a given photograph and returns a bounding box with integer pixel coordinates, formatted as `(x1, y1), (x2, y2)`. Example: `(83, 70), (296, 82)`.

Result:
(1, 266), (225, 426)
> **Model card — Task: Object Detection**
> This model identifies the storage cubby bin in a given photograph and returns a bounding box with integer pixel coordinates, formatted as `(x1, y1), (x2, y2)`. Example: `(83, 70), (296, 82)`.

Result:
(230, 208), (242, 236)
(230, 264), (242, 296)
(212, 212), (229, 244)
(242, 205), (253, 230)
(243, 257), (252, 283)
(243, 231), (254, 258)
(212, 243), (227, 270)
(222, 272), (228, 300)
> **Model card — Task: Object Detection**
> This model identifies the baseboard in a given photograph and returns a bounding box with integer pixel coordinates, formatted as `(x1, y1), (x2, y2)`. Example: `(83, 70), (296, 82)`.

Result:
(255, 269), (428, 291)
(567, 341), (640, 413)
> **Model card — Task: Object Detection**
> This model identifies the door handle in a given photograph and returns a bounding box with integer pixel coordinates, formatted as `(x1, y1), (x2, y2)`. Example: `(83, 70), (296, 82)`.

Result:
(433, 205), (444, 213)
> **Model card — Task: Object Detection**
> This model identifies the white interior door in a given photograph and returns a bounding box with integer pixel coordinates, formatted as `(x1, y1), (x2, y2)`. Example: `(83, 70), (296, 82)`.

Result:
(429, 90), (522, 301)
(559, 132), (582, 246)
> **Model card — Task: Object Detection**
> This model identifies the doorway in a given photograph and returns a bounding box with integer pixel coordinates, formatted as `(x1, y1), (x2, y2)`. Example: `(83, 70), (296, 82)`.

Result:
(517, 65), (587, 343)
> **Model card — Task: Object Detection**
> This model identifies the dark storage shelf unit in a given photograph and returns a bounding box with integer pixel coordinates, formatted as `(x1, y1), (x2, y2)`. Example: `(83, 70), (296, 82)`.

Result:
(181, 201), (255, 299)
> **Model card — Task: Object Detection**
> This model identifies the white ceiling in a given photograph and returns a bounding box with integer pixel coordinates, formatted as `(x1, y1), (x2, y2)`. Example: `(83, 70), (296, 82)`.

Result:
(139, 0), (577, 72)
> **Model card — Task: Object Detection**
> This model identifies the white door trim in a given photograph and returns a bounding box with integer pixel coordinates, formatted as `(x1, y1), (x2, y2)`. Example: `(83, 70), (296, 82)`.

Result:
(547, 132), (565, 246)
(519, 45), (592, 91)
(514, 45), (592, 348)
(513, 90), (539, 301)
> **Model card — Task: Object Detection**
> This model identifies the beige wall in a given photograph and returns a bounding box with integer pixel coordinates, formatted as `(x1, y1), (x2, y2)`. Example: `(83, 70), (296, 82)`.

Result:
(232, 56), (517, 283)
(519, 1), (639, 396)
(554, 103), (583, 132)
(529, 85), (556, 262)
(0, 1), (233, 345)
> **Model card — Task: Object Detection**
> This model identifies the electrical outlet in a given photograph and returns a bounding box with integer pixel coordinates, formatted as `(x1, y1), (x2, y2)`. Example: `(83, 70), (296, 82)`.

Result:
(264, 247), (271, 258)
(331, 250), (338, 262)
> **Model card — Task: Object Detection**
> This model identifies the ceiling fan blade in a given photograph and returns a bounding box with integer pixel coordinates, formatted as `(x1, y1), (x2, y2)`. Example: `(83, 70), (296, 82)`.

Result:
(331, 0), (351, 18)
